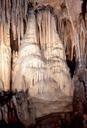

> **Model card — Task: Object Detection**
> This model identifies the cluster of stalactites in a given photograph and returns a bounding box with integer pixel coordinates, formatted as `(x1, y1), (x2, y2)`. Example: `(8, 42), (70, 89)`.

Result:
(0, 0), (29, 91)
(0, 0), (29, 48)
(56, 1), (86, 66)
(0, 0), (87, 91)
(0, 0), (86, 64)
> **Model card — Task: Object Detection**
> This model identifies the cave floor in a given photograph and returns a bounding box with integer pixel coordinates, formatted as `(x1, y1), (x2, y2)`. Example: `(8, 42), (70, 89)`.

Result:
(0, 112), (87, 128)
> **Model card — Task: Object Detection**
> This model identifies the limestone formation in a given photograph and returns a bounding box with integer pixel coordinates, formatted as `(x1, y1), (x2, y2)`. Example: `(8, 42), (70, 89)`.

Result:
(12, 7), (73, 119)
(0, 0), (87, 127)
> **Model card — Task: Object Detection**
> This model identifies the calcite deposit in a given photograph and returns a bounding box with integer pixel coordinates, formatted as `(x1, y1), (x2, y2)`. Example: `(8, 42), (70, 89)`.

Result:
(0, 0), (87, 127)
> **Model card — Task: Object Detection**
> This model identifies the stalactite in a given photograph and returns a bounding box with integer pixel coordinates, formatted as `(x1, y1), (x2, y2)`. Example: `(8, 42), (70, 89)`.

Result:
(0, 0), (29, 50)
(0, 23), (11, 91)
(56, 3), (75, 61)
(76, 14), (86, 66)
(2, 0), (5, 23)
(63, 19), (75, 61)
(11, 0), (16, 40)
(5, 0), (10, 24)
(20, 16), (24, 39)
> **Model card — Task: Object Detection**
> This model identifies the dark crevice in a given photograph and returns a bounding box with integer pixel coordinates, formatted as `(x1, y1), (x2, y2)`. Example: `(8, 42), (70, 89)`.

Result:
(10, 27), (19, 52)
(81, 0), (87, 24)
(66, 56), (76, 78)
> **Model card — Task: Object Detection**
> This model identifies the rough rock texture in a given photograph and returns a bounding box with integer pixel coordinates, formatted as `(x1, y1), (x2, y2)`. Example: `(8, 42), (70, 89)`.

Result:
(73, 67), (87, 114)
(12, 91), (35, 126)
(0, 0), (87, 127)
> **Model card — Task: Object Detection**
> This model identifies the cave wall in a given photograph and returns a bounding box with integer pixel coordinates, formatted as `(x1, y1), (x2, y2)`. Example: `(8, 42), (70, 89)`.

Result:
(0, 0), (87, 127)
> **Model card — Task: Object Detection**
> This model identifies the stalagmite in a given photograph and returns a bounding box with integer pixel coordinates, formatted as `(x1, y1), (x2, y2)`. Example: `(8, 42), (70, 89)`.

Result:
(12, 9), (40, 91)
(12, 9), (39, 125)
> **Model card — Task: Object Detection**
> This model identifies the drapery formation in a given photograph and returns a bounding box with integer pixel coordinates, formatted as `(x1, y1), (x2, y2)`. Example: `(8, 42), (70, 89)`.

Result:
(12, 8), (73, 118)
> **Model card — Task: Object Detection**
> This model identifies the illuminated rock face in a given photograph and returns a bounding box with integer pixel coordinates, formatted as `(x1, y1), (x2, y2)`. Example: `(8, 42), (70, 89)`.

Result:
(12, 9), (73, 118)
(0, 0), (87, 127)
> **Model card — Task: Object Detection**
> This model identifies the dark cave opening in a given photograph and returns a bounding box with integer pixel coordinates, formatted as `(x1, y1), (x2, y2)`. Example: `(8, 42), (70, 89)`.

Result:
(66, 57), (76, 78)
(10, 26), (19, 52)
